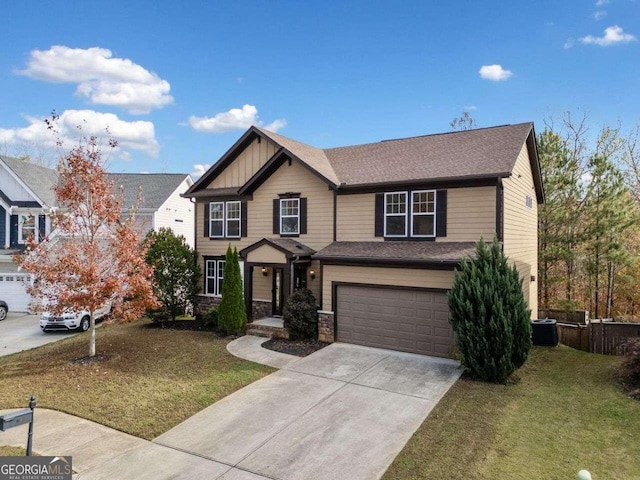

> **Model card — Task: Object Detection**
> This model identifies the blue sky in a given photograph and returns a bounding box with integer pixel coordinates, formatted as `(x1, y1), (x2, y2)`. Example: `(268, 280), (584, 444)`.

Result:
(0, 0), (638, 178)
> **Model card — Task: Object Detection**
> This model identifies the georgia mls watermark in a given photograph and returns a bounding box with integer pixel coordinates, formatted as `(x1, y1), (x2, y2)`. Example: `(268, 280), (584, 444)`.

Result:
(0, 456), (72, 480)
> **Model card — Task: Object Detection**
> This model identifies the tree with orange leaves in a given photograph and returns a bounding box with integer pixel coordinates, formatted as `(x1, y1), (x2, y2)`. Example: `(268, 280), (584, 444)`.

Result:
(15, 119), (158, 357)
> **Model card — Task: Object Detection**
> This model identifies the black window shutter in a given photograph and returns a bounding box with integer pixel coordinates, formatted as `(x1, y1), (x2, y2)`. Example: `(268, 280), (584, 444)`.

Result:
(273, 199), (280, 234)
(241, 201), (248, 237)
(204, 203), (210, 237)
(436, 190), (447, 237)
(38, 215), (46, 241)
(9, 215), (18, 247)
(300, 198), (307, 234)
(374, 193), (384, 237)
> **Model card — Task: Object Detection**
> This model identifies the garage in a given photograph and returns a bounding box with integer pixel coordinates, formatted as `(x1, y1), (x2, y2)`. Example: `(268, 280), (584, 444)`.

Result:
(0, 273), (32, 312)
(336, 284), (454, 358)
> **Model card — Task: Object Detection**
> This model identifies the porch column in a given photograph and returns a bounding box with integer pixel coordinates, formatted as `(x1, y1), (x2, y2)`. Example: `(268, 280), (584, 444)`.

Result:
(244, 262), (253, 321)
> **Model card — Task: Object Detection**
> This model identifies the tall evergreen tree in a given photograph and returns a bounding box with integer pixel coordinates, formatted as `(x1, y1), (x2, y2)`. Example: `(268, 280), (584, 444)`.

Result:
(217, 245), (247, 335)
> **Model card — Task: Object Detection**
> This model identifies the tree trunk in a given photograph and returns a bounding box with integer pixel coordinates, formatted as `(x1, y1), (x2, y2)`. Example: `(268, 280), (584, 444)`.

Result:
(89, 311), (96, 357)
(606, 261), (615, 318)
(594, 242), (600, 319)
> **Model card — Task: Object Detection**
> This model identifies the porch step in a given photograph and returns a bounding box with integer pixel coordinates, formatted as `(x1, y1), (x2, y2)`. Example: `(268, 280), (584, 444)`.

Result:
(246, 322), (289, 339)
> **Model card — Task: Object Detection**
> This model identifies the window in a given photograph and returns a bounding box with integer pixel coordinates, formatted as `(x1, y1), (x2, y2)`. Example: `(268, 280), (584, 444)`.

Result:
(280, 198), (299, 235)
(209, 201), (241, 238)
(18, 214), (37, 244)
(411, 190), (436, 237)
(205, 259), (225, 296)
(384, 192), (407, 237)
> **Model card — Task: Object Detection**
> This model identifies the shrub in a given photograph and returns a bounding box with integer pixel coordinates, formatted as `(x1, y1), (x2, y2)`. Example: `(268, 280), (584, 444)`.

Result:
(620, 337), (640, 398)
(203, 307), (219, 328)
(448, 237), (532, 383)
(283, 288), (318, 340)
(218, 246), (247, 335)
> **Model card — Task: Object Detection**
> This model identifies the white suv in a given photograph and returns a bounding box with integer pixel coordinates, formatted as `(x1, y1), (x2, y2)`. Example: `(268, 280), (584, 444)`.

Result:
(40, 304), (111, 332)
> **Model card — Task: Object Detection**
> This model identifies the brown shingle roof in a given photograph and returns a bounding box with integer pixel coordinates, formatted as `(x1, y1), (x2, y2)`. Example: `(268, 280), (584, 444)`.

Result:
(313, 241), (476, 263)
(323, 123), (533, 186)
(266, 238), (316, 256)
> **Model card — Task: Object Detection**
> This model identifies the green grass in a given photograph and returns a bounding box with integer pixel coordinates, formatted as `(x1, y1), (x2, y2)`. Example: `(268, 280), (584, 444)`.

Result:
(0, 319), (273, 439)
(0, 445), (26, 456)
(384, 346), (640, 480)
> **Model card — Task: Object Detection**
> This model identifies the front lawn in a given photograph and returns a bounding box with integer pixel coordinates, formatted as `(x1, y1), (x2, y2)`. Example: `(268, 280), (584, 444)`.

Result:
(384, 346), (640, 480)
(0, 319), (273, 439)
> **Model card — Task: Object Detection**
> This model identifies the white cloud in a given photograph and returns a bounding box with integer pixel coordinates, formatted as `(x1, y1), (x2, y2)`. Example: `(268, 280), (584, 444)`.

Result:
(18, 46), (173, 114)
(191, 164), (211, 179)
(593, 10), (607, 20)
(580, 25), (637, 46)
(478, 64), (513, 81)
(189, 104), (287, 133)
(564, 38), (575, 49)
(463, 105), (477, 111)
(0, 109), (159, 157)
(595, 0), (609, 6)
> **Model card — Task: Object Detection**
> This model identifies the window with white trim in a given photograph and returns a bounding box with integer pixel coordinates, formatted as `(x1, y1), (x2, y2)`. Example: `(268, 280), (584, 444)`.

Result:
(280, 198), (299, 235)
(384, 192), (407, 237)
(205, 259), (225, 296)
(411, 190), (436, 237)
(209, 201), (241, 238)
(18, 214), (37, 244)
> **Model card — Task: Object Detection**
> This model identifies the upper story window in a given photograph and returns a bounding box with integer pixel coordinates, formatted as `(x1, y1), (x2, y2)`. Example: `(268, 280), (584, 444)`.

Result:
(377, 189), (442, 240)
(209, 201), (241, 238)
(280, 198), (300, 235)
(384, 192), (407, 237)
(411, 190), (436, 237)
(18, 214), (37, 244)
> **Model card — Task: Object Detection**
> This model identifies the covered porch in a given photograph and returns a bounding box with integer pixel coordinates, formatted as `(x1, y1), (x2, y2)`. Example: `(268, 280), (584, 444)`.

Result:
(240, 238), (318, 321)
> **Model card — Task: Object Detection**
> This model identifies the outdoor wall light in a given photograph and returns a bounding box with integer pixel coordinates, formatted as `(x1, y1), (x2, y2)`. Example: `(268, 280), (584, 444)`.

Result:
(261, 267), (268, 276)
(309, 269), (316, 279)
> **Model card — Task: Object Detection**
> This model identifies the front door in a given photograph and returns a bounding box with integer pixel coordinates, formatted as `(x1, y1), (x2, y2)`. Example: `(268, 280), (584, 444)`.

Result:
(272, 268), (284, 316)
(293, 264), (308, 290)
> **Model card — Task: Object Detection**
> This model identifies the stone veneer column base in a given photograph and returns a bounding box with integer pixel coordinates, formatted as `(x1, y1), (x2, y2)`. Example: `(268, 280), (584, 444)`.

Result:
(194, 295), (221, 320)
(251, 300), (272, 321)
(318, 310), (335, 343)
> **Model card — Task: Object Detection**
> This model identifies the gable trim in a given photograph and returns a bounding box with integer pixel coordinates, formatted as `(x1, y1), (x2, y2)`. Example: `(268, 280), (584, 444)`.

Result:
(0, 157), (48, 207)
(526, 126), (545, 204)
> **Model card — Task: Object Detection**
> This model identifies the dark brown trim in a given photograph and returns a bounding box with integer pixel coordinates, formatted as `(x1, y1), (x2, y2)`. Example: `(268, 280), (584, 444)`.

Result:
(496, 180), (504, 242)
(278, 192), (301, 198)
(332, 190), (337, 242)
(186, 128), (260, 195)
(335, 175), (503, 195)
(244, 261), (253, 320)
(527, 126), (545, 204)
(316, 257), (460, 270)
(193, 194), (252, 202)
(319, 261), (324, 309)
(239, 238), (314, 260)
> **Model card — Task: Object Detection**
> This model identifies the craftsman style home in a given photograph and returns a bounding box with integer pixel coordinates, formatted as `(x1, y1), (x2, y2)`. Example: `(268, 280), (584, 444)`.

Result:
(185, 123), (543, 358)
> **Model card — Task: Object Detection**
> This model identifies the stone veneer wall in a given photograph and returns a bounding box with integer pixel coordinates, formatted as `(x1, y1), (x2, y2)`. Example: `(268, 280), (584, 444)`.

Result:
(195, 295), (272, 323)
(318, 310), (335, 343)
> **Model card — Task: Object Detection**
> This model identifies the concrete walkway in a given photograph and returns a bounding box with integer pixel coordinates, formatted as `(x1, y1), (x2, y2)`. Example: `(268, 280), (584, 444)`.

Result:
(1, 337), (461, 479)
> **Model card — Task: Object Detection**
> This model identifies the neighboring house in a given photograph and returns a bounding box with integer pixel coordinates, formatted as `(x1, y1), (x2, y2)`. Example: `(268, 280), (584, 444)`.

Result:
(185, 123), (544, 359)
(0, 155), (194, 311)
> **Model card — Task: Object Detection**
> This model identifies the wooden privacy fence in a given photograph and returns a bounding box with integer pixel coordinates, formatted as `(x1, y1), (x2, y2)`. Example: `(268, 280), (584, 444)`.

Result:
(556, 320), (640, 355)
(538, 309), (589, 324)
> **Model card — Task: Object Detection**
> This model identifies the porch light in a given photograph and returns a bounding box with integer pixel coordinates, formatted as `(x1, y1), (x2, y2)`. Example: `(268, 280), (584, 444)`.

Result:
(309, 269), (316, 279)
(261, 267), (268, 276)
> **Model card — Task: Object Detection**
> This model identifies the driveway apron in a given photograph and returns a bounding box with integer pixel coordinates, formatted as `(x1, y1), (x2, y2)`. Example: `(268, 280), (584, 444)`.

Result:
(154, 342), (461, 480)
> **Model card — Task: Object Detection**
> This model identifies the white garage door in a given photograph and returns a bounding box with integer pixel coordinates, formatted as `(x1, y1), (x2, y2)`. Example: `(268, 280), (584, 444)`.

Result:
(0, 273), (33, 312)
(336, 285), (454, 358)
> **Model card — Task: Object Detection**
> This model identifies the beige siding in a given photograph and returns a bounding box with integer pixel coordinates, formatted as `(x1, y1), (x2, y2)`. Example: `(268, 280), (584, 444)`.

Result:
(246, 244), (287, 264)
(197, 160), (334, 258)
(210, 138), (278, 188)
(336, 187), (495, 242)
(438, 186), (496, 242)
(321, 265), (454, 311)
(503, 143), (538, 316)
(253, 268), (271, 301)
(336, 194), (381, 241)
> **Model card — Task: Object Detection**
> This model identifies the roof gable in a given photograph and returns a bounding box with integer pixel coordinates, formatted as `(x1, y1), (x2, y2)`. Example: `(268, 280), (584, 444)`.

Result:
(0, 156), (58, 207)
(107, 173), (191, 210)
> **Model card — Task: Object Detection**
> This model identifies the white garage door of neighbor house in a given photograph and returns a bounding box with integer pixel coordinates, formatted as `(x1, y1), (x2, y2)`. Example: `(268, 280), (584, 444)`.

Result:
(0, 273), (33, 312)
(336, 285), (454, 358)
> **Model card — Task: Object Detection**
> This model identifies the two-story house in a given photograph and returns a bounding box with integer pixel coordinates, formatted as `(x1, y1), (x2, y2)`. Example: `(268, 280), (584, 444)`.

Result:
(185, 123), (543, 358)
(0, 155), (194, 312)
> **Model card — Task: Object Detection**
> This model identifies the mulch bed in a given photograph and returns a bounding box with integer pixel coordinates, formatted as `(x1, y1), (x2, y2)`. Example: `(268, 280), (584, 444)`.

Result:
(262, 338), (329, 357)
(144, 319), (216, 332)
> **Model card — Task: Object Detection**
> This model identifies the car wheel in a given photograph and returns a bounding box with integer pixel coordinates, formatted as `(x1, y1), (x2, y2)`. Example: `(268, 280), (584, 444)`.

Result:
(0, 306), (7, 321)
(79, 316), (90, 332)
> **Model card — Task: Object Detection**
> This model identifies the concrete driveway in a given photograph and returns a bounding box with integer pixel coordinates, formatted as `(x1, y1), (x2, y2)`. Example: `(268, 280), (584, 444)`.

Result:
(0, 311), (76, 357)
(147, 343), (462, 480)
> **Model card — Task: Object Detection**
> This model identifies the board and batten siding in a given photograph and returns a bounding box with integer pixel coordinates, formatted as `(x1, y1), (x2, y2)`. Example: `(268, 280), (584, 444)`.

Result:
(210, 138), (278, 189)
(335, 187), (496, 242)
(252, 269), (271, 301)
(503, 143), (538, 315)
(197, 160), (334, 268)
(153, 177), (195, 247)
(321, 265), (455, 311)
